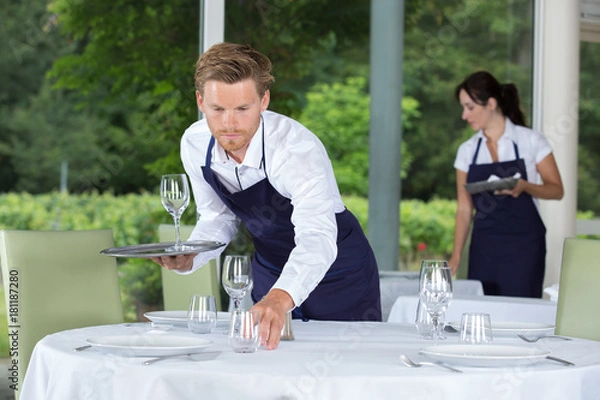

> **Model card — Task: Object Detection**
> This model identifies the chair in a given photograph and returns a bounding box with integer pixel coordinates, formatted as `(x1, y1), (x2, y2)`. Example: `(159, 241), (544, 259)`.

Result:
(157, 224), (222, 311)
(0, 229), (124, 398)
(555, 238), (600, 341)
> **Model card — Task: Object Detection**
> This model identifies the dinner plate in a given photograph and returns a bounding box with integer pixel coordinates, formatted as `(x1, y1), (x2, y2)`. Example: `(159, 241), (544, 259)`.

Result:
(100, 240), (225, 258)
(86, 334), (212, 357)
(420, 344), (550, 367)
(144, 310), (231, 327)
(464, 177), (518, 194)
(447, 321), (555, 337)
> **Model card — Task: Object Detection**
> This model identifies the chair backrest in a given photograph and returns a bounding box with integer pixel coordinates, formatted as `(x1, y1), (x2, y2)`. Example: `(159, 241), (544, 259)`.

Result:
(555, 238), (600, 341)
(0, 229), (124, 397)
(158, 224), (222, 311)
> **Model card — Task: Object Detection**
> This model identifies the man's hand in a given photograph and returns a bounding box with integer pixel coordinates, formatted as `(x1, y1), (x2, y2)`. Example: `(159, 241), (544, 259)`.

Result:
(150, 254), (196, 272)
(251, 289), (294, 350)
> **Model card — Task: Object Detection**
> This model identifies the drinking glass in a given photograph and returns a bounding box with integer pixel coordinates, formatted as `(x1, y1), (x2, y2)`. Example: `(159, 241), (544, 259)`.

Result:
(419, 260), (453, 343)
(160, 174), (190, 251)
(187, 295), (217, 334)
(414, 299), (433, 339)
(222, 255), (253, 311)
(459, 313), (493, 344)
(228, 309), (260, 353)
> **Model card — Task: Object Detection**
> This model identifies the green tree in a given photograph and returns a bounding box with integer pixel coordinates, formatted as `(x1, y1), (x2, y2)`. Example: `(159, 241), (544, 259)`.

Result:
(45, 0), (375, 185)
(401, 0), (534, 200)
(298, 76), (415, 196)
(577, 41), (600, 214)
(0, 0), (66, 190)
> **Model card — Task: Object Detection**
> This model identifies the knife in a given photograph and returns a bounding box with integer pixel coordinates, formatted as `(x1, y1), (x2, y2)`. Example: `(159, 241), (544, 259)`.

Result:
(546, 355), (575, 366)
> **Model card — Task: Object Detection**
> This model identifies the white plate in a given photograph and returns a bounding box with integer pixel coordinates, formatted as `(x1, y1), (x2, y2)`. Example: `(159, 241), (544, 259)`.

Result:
(144, 310), (230, 327)
(87, 334), (212, 357)
(448, 321), (555, 337)
(420, 344), (550, 367)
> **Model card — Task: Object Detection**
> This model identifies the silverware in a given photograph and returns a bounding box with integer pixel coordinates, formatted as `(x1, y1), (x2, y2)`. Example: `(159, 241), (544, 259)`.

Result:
(143, 351), (220, 365)
(546, 355), (575, 366)
(73, 345), (92, 352)
(399, 355), (462, 373)
(518, 334), (572, 343)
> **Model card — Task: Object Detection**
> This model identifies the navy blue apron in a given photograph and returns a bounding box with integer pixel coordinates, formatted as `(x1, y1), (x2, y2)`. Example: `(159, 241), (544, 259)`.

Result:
(467, 138), (546, 298)
(201, 131), (382, 321)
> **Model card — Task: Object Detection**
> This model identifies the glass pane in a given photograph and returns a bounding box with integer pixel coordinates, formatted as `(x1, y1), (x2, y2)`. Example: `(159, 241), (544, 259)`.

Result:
(578, 40), (600, 215)
(223, 0), (535, 270)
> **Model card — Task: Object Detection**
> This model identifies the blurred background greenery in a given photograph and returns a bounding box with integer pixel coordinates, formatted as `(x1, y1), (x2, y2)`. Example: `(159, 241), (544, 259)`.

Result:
(1, 0), (599, 356)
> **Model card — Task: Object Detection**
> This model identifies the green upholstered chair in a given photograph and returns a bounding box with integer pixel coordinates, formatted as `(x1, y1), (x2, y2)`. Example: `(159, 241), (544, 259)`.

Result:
(555, 238), (600, 341)
(0, 229), (124, 398)
(158, 224), (222, 311)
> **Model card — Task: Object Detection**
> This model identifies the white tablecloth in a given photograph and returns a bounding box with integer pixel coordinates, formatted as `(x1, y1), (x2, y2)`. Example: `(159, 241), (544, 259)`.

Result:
(380, 277), (484, 321)
(20, 320), (600, 400)
(388, 295), (558, 325)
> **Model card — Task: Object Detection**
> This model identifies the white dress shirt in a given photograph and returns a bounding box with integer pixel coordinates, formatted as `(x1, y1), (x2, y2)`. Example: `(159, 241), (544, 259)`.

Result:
(180, 110), (346, 306)
(453, 118), (553, 207)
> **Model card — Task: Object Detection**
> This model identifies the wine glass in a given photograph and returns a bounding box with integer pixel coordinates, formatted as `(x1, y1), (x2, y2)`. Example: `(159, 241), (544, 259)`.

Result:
(222, 255), (253, 311)
(419, 260), (453, 343)
(160, 174), (190, 251)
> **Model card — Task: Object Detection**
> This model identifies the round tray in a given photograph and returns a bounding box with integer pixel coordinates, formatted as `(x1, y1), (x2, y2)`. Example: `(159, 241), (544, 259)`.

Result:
(100, 240), (225, 258)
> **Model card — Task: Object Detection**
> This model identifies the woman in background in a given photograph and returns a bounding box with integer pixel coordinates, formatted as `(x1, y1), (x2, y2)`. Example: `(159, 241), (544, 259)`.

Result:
(449, 71), (563, 298)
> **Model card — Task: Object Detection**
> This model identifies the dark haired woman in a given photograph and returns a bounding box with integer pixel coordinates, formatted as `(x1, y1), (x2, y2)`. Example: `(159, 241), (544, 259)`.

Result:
(448, 71), (563, 298)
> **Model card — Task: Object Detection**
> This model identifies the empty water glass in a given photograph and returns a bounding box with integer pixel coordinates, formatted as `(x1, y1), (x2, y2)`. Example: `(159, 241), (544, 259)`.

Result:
(459, 312), (493, 344)
(415, 299), (433, 339)
(228, 309), (260, 353)
(187, 295), (217, 334)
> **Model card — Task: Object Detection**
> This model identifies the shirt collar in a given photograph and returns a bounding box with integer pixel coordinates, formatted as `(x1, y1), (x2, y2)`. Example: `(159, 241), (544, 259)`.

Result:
(475, 117), (518, 143)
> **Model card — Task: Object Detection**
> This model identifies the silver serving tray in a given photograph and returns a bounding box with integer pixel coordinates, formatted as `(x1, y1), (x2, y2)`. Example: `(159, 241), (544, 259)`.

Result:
(100, 240), (225, 258)
(464, 177), (518, 194)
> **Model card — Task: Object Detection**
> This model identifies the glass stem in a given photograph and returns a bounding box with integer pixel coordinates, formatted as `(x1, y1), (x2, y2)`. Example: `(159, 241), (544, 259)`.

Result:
(234, 298), (241, 310)
(173, 215), (181, 247)
(432, 315), (439, 345)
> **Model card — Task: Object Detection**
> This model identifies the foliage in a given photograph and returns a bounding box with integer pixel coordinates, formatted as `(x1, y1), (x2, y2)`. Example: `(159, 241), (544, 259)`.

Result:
(0, 191), (186, 321)
(1, 0), (599, 213)
(0, 0), (67, 191)
(577, 41), (600, 213)
(42, 0), (376, 185)
(0, 192), (461, 320)
(402, 0), (535, 200)
(5, 83), (109, 193)
(298, 76), (415, 196)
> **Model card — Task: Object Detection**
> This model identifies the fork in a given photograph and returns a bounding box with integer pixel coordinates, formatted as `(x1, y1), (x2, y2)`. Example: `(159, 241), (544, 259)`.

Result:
(517, 334), (572, 343)
(399, 355), (462, 373)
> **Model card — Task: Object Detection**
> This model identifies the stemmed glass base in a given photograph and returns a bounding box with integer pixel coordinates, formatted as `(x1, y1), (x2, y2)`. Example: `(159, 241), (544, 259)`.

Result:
(430, 313), (447, 343)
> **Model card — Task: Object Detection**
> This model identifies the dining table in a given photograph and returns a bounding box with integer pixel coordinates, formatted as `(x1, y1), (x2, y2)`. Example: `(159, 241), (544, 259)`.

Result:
(388, 294), (558, 325)
(379, 273), (484, 321)
(19, 314), (600, 400)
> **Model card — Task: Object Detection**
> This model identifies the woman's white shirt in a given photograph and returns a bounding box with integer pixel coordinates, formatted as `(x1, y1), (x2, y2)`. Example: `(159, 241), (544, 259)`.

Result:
(454, 118), (552, 183)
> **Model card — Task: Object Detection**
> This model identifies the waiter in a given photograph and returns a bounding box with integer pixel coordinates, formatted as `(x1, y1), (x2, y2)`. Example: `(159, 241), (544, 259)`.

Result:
(152, 43), (381, 350)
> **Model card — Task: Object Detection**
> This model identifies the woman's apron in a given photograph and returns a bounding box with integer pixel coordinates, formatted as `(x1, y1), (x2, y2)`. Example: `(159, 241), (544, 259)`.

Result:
(201, 136), (382, 321)
(467, 138), (546, 298)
